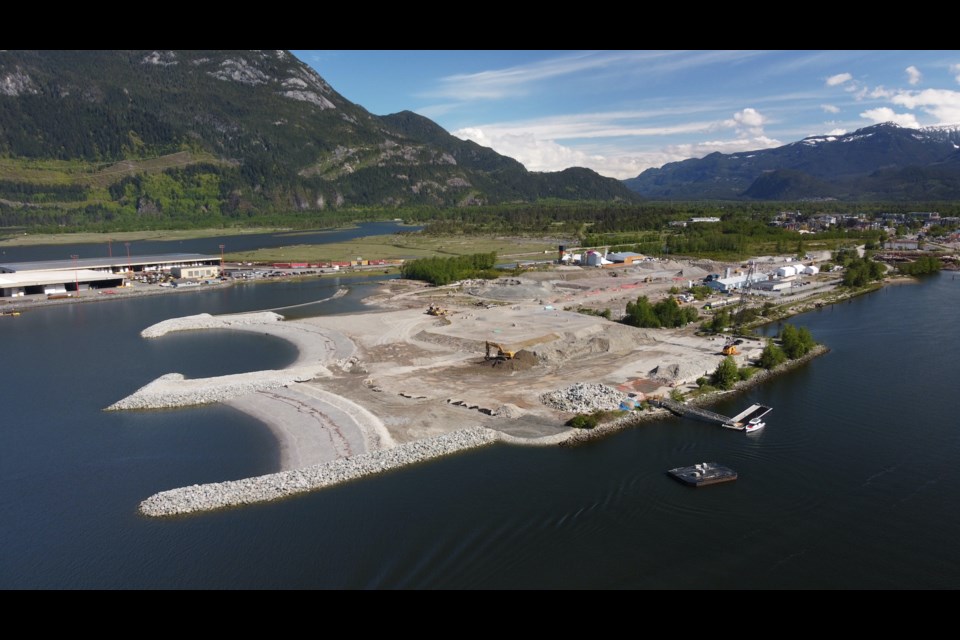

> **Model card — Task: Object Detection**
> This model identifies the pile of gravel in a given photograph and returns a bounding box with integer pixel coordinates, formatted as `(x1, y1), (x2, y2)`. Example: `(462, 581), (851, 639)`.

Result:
(539, 382), (626, 413)
(491, 403), (523, 418)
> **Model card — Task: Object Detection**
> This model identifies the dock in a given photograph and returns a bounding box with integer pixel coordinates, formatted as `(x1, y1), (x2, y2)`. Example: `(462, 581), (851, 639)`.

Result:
(667, 462), (737, 486)
(728, 403), (772, 427)
(655, 398), (772, 430)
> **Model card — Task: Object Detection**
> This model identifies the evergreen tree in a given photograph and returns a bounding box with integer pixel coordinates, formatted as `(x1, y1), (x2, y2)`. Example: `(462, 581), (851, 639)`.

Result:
(759, 341), (787, 369)
(712, 356), (740, 390)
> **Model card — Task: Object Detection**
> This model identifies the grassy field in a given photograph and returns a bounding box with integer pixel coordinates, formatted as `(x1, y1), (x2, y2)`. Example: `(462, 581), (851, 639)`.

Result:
(0, 227), (286, 246)
(0, 225), (561, 263)
(225, 235), (560, 263)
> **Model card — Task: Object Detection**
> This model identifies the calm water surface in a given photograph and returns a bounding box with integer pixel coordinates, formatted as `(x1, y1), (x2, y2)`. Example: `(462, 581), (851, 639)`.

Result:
(1, 270), (958, 588)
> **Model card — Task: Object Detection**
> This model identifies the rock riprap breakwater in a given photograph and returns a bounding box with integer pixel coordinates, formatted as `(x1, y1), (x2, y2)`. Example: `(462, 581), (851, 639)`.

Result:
(141, 311), (284, 338)
(105, 367), (329, 411)
(139, 426), (502, 517)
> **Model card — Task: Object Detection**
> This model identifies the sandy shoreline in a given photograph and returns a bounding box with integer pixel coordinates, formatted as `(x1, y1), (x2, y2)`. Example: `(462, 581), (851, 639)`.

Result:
(118, 264), (842, 517)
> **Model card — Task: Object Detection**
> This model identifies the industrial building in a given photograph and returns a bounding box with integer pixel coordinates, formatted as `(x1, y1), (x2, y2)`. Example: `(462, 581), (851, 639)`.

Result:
(753, 280), (794, 292)
(0, 253), (220, 298)
(776, 265), (802, 278)
(170, 265), (220, 279)
(704, 271), (768, 293)
(584, 250), (613, 267)
(606, 252), (646, 265)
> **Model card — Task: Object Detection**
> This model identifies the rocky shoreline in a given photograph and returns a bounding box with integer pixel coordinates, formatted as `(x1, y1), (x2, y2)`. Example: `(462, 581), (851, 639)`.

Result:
(105, 368), (328, 411)
(558, 343), (831, 446)
(134, 331), (832, 518)
(140, 311), (285, 338)
(140, 426), (503, 517)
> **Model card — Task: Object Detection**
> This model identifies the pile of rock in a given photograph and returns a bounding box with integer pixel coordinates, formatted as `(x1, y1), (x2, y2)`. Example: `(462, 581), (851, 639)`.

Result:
(490, 403), (523, 418)
(539, 382), (626, 413)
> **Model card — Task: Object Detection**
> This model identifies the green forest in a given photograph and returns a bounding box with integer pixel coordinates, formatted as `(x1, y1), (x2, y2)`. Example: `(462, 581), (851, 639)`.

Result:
(399, 252), (499, 286)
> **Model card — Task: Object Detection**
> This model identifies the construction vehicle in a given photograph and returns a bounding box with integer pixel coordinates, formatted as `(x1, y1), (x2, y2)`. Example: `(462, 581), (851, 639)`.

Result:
(485, 341), (515, 361)
(426, 304), (449, 317)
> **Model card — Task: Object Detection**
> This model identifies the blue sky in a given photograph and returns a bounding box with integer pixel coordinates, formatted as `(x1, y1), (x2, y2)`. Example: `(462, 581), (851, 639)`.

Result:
(291, 50), (960, 179)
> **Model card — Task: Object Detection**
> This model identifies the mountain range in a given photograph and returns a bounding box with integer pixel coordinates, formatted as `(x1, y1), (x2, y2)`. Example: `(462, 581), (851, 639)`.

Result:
(624, 123), (960, 201)
(0, 50), (636, 228)
(4, 50), (960, 231)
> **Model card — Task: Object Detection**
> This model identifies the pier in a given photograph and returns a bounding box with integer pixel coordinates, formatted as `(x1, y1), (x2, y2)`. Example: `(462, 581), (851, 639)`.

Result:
(655, 398), (772, 430)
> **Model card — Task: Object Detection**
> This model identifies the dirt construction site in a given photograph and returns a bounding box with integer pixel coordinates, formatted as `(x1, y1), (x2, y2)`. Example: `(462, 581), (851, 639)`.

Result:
(310, 258), (768, 443)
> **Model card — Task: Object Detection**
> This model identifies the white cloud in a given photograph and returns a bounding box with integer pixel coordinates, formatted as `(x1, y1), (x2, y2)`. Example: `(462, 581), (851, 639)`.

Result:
(859, 107), (920, 128)
(951, 64), (960, 84)
(825, 128), (847, 136)
(423, 51), (766, 102)
(451, 110), (722, 143)
(662, 136), (781, 161)
(452, 107), (781, 179)
(821, 104), (840, 114)
(452, 127), (782, 179)
(737, 109), (764, 128)
(890, 89), (960, 125)
(429, 52), (614, 100)
(906, 65), (922, 85)
(720, 108), (768, 138)
(826, 72), (853, 86)
(453, 127), (654, 179)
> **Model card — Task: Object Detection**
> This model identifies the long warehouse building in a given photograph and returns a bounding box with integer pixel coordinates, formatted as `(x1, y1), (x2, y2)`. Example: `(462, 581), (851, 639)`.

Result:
(0, 253), (220, 297)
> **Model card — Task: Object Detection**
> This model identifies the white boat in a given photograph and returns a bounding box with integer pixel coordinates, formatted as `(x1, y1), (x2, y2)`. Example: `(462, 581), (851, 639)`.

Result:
(744, 418), (766, 433)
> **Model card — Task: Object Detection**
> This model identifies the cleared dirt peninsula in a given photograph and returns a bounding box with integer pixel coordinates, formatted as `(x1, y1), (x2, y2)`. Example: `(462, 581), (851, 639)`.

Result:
(121, 260), (807, 516)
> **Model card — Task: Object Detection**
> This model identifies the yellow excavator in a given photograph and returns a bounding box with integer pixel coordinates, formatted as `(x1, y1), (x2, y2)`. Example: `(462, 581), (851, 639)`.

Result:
(485, 341), (515, 361)
(721, 340), (741, 356)
(426, 304), (449, 317)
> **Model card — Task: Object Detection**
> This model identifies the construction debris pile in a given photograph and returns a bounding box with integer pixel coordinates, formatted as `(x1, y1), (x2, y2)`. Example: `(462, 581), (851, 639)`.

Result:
(539, 382), (626, 413)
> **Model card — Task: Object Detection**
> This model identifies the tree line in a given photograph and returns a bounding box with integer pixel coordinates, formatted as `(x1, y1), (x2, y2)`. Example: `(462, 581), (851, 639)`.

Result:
(621, 295), (699, 329)
(399, 252), (499, 286)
